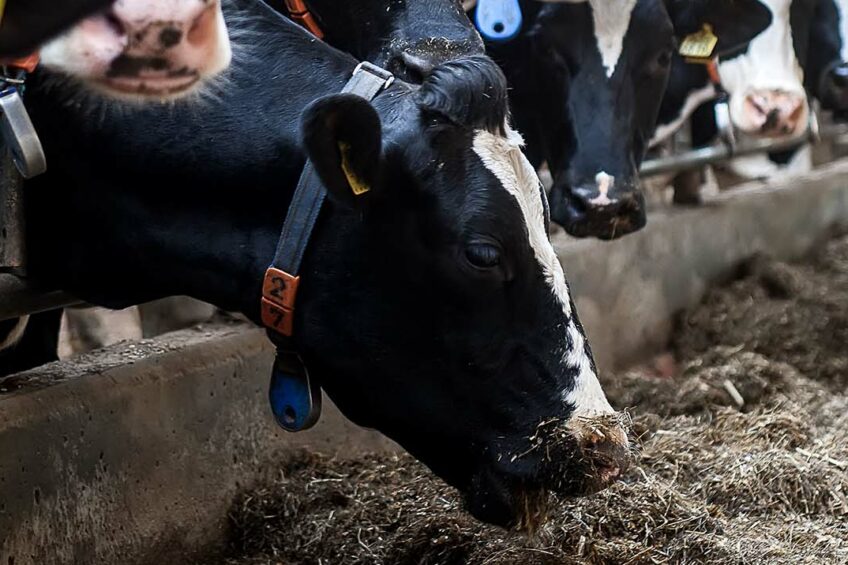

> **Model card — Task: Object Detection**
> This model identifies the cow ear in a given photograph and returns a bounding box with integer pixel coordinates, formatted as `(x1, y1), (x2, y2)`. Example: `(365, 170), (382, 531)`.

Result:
(668, 0), (772, 57)
(301, 93), (383, 208)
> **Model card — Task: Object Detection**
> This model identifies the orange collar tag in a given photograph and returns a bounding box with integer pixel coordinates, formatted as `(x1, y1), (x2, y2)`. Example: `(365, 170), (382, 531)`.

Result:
(1, 53), (40, 73)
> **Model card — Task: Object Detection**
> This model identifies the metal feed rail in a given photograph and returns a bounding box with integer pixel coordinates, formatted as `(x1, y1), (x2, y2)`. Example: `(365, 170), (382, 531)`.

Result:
(640, 123), (848, 177)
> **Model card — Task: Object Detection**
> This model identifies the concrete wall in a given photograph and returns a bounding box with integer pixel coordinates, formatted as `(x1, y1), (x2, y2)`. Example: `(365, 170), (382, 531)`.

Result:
(2, 160), (848, 564)
(0, 324), (397, 565)
(562, 159), (848, 370)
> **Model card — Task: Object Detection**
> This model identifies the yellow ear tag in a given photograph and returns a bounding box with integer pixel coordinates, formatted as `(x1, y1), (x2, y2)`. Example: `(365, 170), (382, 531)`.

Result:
(338, 141), (371, 196)
(679, 24), (719, 63)
(0, 0), (7, 26)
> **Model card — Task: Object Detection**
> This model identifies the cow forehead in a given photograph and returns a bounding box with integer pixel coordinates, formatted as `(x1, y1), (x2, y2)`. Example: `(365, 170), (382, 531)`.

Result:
(544, 0), (638, 78)
(717, 0), (805, 95)
(471, 128), (614, 417)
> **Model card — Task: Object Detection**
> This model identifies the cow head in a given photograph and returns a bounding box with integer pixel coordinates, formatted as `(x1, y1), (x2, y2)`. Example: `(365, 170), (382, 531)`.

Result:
(716, 0), (817, 138)
(298, 56), (631, 526)
(276, 0), (484, 83)
(527, 0), (772, 240)
(38, 0), (231, 100)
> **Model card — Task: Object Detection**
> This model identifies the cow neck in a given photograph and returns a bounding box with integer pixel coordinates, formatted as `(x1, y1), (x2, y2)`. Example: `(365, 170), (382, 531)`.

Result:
(262, 61), (394, 433)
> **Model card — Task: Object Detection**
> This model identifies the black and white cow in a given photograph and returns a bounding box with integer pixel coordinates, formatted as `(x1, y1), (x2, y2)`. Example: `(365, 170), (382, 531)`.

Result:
(656, 0), (820, 182)
(267, 0), (484, 83)
(19, 0), (631, 527)
(467, 0), (771, 239)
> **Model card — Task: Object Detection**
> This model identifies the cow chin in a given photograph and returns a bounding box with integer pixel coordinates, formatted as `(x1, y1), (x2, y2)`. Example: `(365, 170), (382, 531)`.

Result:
(550, 185), (647, 241)
(94, 74), (203, 101)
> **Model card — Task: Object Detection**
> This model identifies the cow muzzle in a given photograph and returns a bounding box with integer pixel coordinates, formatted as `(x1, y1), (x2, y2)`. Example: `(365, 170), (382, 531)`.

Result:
(738, 88), (807, 138)
(466, 413), (633, 529)
(550, 177), (646, 240)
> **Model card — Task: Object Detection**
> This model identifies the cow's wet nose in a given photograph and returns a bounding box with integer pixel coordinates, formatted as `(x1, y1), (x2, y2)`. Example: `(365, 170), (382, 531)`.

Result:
(551, 180), (647, 240)
(567, 415), (633, 493)
(579, 428), (632, 487)
(741, 89), (807, 137)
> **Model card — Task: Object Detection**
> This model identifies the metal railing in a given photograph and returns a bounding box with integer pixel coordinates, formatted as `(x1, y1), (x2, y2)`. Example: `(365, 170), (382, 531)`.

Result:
(640, 123), (848, 177)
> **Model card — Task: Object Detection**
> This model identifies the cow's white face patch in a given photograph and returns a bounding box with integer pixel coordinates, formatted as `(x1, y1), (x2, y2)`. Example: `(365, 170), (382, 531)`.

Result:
(590, 171), (615, 206)
(543, 0), (636, 78)
(472, 127), (615, 417)
(716, 0), (807, 130)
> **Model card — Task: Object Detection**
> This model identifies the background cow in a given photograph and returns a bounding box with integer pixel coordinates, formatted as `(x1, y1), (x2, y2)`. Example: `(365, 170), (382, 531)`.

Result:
(21, 0), (631, 527)
(467, 0), (772, 239)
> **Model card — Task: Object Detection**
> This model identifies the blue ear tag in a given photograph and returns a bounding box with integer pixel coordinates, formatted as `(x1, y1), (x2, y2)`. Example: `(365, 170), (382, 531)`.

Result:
(269, 351), (322, 432)
(475, 0), (522, 43)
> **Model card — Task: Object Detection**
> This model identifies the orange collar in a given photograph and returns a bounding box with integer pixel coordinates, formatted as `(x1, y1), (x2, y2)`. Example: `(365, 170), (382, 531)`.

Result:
(1, 52), (39, 73)
(706, 58), (721, 87)
(284, 0), (324, 39)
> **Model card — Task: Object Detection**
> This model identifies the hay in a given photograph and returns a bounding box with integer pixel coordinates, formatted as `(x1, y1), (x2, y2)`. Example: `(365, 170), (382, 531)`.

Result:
(218, 235), (848, 565)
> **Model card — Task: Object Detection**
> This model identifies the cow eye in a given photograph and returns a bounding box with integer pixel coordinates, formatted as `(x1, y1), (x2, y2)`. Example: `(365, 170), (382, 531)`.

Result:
(655, 49), (672, 69)
(464, 242), (501, 269)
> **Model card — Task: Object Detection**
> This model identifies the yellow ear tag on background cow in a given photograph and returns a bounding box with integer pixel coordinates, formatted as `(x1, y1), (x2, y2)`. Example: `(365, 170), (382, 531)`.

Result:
(338, 141), (370, 196)
(0, 0), (6, 26)
(679, 24), (719, 62)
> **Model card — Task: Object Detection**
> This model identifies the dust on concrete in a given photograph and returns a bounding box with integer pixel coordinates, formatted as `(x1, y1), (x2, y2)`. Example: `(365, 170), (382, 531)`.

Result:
(216, 235), (848, 565)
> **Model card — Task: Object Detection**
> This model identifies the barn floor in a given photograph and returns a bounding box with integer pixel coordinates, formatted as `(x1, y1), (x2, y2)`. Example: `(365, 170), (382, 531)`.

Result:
(212, 232), (848, 565)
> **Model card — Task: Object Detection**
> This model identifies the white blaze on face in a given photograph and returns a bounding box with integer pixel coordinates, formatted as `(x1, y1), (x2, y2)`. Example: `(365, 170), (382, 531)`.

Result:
(716, 0), (806, 129)
(589, 171), (615, 206)
(472, 127), (615, 417)
(547, 0), (636, 78)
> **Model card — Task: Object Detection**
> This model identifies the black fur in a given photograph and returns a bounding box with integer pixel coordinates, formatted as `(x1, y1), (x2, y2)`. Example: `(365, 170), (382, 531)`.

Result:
(416, 55), (509, 134)
(266, 0), (484, 83)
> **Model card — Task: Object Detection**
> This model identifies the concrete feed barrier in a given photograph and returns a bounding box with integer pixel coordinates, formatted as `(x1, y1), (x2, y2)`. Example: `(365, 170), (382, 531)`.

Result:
(2, 158), (848, 563)
(0, 324), (398, 565)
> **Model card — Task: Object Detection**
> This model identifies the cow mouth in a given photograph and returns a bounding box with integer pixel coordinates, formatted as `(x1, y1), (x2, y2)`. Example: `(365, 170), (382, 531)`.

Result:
(465, 418), (633, 529)
(96, 73), (201, 99)
(550, 186), (646, 241)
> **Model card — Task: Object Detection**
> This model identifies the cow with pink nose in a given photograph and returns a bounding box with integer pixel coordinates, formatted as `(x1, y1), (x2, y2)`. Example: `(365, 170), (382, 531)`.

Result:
(38, 0), (231, 100)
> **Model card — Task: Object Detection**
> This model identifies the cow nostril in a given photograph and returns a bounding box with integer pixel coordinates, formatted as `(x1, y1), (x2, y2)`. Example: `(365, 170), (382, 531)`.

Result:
(159, 27), (183, 49)
(763, 108), (780, 131)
